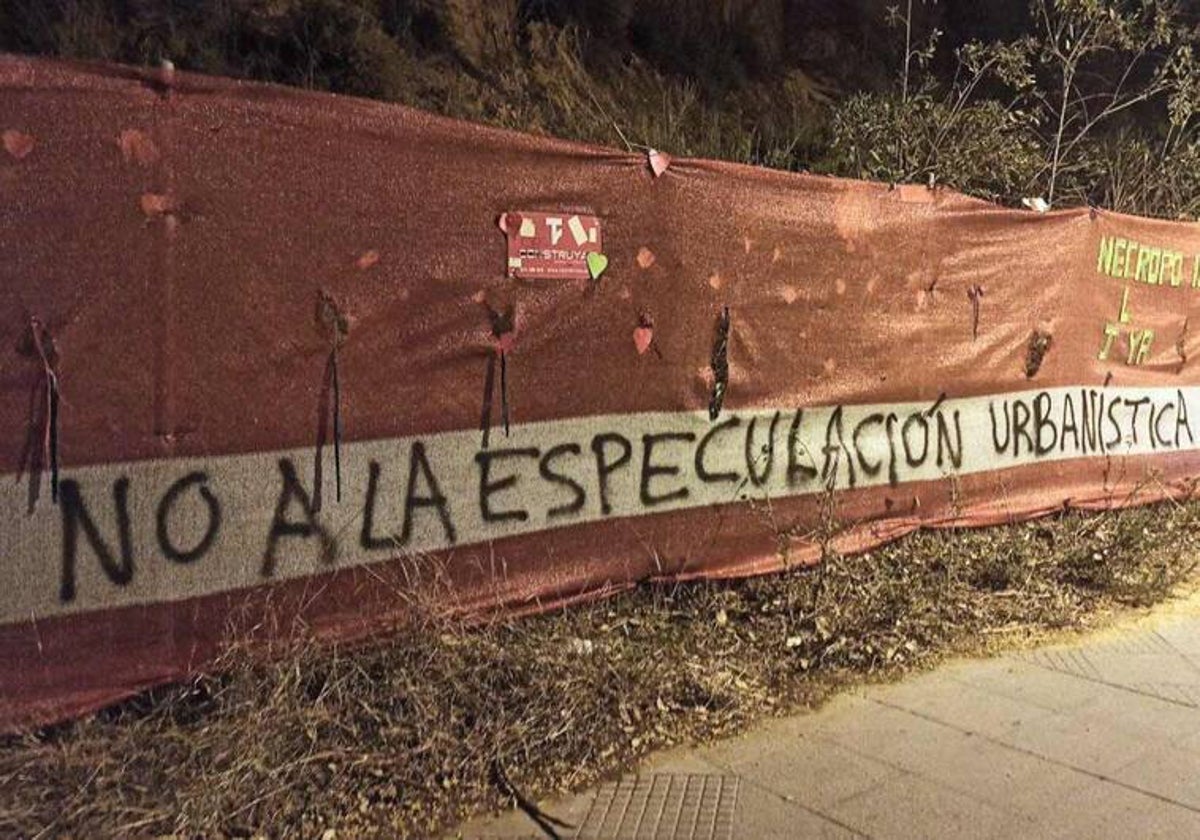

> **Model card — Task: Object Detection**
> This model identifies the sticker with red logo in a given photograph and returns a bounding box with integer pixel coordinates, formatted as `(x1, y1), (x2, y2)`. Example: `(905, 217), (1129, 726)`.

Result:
(500, 211), (604, 280)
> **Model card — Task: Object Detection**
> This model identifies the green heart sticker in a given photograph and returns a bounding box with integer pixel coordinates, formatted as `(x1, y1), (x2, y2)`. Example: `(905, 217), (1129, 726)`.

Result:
(586, 252), (609, 281)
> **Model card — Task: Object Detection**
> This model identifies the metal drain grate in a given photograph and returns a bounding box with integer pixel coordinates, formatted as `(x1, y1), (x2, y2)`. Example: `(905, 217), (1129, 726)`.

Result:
(574, 774), (739, 840)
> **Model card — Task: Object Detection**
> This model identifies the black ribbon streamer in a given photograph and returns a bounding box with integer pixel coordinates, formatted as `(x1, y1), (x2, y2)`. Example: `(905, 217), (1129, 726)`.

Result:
(27, 319), (59, 506)
(480, 349), (511, 447)
(331, 345), (342, 504)
(481, 305), (514, 447)
(480, 352), (497, 449)
(314, 346), (342, 511)
(500, 350), (510, 436)
(48, 373), (59, 504)
(313, 293), (348, 511)
(709, 306), (731, 420)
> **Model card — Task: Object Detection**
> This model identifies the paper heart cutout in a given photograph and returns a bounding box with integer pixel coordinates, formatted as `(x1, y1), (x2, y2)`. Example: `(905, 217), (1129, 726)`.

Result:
(648, 149), (671, 178)
(586, 252), (609, 280)
(633, 326), (654, 355)
(118, 129), (160, 166)
(139, 193), (176, 216)
(498, 212), (529, 235)
(3, 130), (34, 160)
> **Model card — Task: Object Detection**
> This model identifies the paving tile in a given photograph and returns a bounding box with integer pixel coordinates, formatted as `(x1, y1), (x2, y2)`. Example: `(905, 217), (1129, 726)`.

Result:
(865, 674), (1057, 741)
(1067, 687), (1200, 745)
(1109, 745), (1200, 811)
(949, 658), (1105, 714)
(730, 778), (864, 840)
(827, 771), (1032, 840)
(1148, 621), (1200, 659)
(804, 694), (1093, 821)
(703, 732), (898, 813)
(802, 695), (955, 753)
(1079, 652), (1200, 689)
(865, 724), (1091, 820)
(1125, 682), (1200, 706)
(993, 708), (1159, 776)
(574, 773), (738, 840)
(1086, 629), (1179, 655)
(1042, 776), (1200, 840)
(1177, 728), (1200, 754)
(1018, 647), (1105, 681)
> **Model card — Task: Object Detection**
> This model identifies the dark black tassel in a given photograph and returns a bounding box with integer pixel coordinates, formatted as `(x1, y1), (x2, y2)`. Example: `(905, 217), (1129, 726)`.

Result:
(709, 306), (730, 420)
(482, 302), (515, 444)
(313, 291), (349, 509)
(480, 352), (496, 449)
(28, 319), (60, 507)
(312, 353), (330, 513)
(500, 351), (510, 437)
(48, 372), (59, 504)
(331, 347), (342, 504)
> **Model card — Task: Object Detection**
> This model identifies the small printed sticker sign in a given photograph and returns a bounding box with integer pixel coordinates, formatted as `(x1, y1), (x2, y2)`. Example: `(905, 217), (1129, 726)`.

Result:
(501, 211), (603, 280)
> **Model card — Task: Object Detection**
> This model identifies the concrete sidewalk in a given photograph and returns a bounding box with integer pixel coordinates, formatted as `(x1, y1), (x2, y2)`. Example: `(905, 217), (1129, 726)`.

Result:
(453, 592), (1200, 839)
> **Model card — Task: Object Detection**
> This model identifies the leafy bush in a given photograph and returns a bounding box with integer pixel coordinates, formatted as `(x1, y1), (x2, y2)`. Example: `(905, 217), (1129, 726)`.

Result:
(826, 87), (1042, 202)
(822, 0), (1200, 216)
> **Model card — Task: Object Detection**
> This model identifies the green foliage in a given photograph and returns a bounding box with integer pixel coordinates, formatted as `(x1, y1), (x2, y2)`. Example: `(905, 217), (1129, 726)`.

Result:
(1084, 130), (1200, 218)
(824, 0), (1200, 217)
(821, 21), (1045, 202)
(826, 86), (1043, 203)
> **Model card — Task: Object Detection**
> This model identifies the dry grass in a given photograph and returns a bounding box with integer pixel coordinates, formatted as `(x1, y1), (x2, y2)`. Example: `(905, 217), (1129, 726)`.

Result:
(2, 496), (1198, 839)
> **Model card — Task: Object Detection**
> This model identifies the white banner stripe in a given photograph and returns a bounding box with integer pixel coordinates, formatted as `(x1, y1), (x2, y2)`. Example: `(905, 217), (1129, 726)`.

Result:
(2, 385), (1196, 624)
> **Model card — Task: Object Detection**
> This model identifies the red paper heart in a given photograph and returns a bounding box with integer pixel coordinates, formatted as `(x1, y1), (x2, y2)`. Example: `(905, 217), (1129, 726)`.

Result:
(633, 326), (654, 355)
(117, 129), (160, 166)
(3, 130), (34, 160)
(499, 212), (522, 235)
(648, 149), (671, 178)
(139, 193), (175, 216)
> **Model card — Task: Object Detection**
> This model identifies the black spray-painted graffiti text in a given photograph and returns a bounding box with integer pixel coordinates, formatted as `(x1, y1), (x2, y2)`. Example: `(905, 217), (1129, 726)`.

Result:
(54, 391), (1192, 604)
